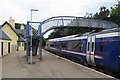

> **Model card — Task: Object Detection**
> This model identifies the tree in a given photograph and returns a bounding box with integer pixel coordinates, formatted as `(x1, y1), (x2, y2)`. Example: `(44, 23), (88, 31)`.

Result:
(93, 6), (110, 20)
(47, 29), (64, 39)
(42, 37), (46, 47)
(63, 28), (82, 36)
(110, 3), (120, 26)
(92, 4), (120, 26)
(32, 28), (38, 35)
(84, 12), (93, 18)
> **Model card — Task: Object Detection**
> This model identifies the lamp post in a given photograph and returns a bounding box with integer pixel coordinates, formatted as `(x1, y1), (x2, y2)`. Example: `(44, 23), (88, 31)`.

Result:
(29, 9), (38, 64)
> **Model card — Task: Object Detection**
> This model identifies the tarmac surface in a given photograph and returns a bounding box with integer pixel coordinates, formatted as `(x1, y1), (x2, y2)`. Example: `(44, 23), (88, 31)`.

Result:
(1, 50), (116, 78)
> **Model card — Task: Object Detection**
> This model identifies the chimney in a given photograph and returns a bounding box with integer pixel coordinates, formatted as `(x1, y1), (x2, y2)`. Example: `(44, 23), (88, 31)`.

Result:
(9, 17), (15, 29)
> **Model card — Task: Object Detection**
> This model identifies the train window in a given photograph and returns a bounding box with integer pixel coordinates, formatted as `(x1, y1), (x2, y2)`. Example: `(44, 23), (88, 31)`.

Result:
(61, 43), (67, 48)
(99, 42), (103, 52)
(67, 41), (83, 51)
(91, 42), (94, 52)
(50, 44), (54, 47)
(87, 42), (90, 51)
(54, 45), (56, 47)
(74, 42), (81, 50)
(67, 42), (75, 49)
(80, 44), (84, 50)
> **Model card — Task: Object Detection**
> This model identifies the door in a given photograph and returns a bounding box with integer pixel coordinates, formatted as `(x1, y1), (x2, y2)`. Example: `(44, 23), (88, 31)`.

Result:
(86, 36), (95, 65)
(1, 42), (3, 56)
(8, 42), (10, 53)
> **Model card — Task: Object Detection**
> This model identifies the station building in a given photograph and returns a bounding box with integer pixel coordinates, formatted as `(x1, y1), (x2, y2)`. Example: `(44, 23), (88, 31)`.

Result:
(0, 17), (26, 57)
(0, 29), (11, 57)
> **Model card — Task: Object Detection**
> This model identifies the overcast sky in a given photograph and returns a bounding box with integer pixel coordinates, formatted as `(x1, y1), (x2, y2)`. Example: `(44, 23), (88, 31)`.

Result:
(0, 0), (118, 25)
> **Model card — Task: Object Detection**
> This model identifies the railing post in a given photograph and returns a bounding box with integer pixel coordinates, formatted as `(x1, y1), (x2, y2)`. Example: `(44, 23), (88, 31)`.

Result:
(61, 17), (64, 26)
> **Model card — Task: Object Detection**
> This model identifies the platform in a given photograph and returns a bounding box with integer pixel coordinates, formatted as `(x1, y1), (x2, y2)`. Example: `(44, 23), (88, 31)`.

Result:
(2, 50), (116, 79)
(0, 58), (2, 79)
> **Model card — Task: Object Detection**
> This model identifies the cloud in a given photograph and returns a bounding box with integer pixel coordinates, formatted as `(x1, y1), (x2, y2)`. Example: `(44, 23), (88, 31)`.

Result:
(0, 0), (117, 25)
(0, 0), (117, 38)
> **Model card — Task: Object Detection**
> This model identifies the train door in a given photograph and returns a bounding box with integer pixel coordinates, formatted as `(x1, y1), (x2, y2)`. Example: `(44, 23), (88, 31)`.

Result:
(86, 36), (95, 65)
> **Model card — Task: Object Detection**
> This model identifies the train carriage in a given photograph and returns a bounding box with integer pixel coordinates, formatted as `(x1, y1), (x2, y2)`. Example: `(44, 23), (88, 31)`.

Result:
(45, 28), (120, 74)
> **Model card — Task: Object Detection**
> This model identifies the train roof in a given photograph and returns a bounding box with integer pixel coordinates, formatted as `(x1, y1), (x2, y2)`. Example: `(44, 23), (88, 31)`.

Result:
(48, 34), (78, 42)
(48, 28), (120, 42)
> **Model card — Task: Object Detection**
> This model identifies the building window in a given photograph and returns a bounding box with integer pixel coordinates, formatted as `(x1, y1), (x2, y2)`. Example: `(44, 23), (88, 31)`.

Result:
(22, 42), (24, 46)
(18, 42), (24, 47)
(18, 42), (21, 47)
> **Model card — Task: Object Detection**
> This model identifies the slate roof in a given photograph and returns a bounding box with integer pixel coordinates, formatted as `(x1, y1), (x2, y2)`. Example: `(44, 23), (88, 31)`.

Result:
(18, 36), (26, 42)
(1, 21), (19, 36)
(1, 21), (26, 42)
(0, 29), (11, 40)
(15, 29), (26, 36)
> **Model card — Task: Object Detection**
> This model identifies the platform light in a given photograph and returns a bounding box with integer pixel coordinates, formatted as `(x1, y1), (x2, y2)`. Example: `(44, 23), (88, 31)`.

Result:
(29, 9), (38, 64)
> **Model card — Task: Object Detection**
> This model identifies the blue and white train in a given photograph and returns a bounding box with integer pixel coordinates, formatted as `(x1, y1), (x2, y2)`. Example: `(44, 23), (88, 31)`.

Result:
(45, 28), (120, 74)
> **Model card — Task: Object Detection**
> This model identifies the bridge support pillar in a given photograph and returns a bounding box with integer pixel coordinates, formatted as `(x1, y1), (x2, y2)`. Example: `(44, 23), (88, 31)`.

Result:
(26, 21), (30, 62)
(38, 24), (42, 60)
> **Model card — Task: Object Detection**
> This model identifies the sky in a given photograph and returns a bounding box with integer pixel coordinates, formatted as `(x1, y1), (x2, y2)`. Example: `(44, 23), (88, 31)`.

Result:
(0, 0), (118, 24)
(0, 0), (118, 38)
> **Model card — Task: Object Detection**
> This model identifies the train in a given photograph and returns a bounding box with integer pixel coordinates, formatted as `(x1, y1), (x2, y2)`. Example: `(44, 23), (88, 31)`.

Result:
(45, 28), (120, 74)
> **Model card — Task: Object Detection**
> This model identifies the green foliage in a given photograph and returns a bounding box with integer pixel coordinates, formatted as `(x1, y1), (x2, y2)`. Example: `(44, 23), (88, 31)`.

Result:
(64, 28), (92, 36)
(42, 37), (46, 47)
(47, 28), (92, 39)
(84, 12), (93, 18)
(47, 29), (64, 39)
(63, 28), (81, 36)
(32, 28), (38, 36)
(110, 3), (120, 26)
(93, 6), (110, 20)
(92, 3), (120, 26)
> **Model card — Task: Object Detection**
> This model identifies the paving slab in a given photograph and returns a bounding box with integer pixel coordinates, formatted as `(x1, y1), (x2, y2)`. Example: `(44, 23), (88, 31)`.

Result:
(2, 50), (116, 79)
